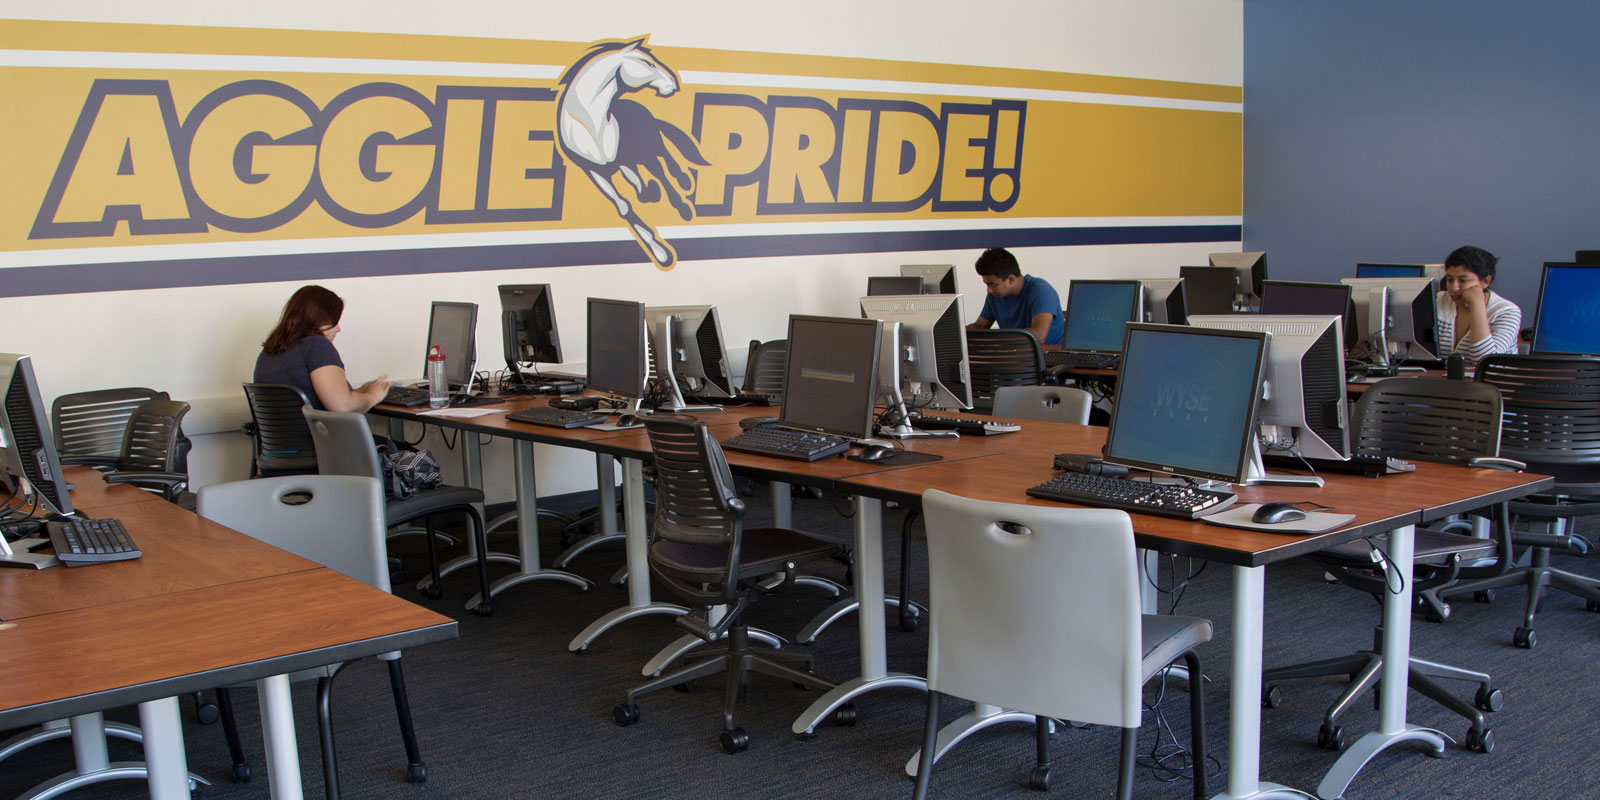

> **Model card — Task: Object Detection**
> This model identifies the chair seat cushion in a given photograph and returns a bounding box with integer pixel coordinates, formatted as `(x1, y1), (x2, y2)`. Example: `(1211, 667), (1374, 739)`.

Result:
(385, 484), (485, 528)
(1312, 526), (1495, 568)
(1139, 614), (1212, 683)
(652, 527), (839, 582)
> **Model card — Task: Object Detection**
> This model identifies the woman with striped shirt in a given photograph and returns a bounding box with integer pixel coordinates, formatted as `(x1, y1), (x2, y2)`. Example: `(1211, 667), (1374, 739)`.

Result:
(1436, 245), (1521, 369)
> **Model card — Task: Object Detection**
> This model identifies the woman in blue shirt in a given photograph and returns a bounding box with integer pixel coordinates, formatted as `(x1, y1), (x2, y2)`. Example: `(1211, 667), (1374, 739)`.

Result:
(965, 247), (1064, 346)
(254, 285), (392, 412)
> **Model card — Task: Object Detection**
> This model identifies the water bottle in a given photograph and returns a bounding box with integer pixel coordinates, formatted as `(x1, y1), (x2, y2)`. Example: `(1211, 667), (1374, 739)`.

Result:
(427, 345), (449, 408)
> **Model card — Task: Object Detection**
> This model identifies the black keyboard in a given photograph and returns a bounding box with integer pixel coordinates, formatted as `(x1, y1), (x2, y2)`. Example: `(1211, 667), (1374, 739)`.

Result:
(698, 391), (781, 406)
(905, 413), (1021, 435)
(47, 517), (142, 565)
(722, 428), (851, 461)
(505, 406), (607, 429)
(1026, 472), (1236, 520)
(1045, 351), (1120, 370)
(383, 385), (432, 407)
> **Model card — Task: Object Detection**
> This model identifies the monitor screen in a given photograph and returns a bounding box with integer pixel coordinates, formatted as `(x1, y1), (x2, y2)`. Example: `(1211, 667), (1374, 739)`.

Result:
(1356, 263), (1427, 279)
(867, 276), (925, 296)
(780, 315), (882, 440)
(1532, 263), (1600, 355)
(1061, 280), (1141, 353)
(587, 298), (647, 401)
(0, 354), (72, 517)
(499, 284), (562, 367)
(1261, 280), (1357, 349)
(1179, 266), (1237, 315)
(1102, 324), (1267, 484)
(426, 301), (478, 389)
(900, 264), (957, 294)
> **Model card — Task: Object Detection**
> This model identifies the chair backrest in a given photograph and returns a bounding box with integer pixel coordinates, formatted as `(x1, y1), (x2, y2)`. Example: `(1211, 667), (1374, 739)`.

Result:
(991, 384), (1092, 425)
(197, 475), (390, 593)
(119, 399), (191, 473)
(242, 383), (319, 472)
(643, 415), (746, 604)
(52, 387), (166, 460)
(920, 489), (1143, 728)
(1477, 354), (1600, 483)
(965, 329), (1044, 410)
(302, 409), (385, 481)
(1351, 377), (1503, 465)
(740, 338), (787, 395)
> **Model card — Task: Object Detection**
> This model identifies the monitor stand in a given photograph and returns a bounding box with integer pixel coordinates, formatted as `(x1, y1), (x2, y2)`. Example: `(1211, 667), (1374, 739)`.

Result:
(0, 536), (59, 569)
(876, 399), (956, 440)
(1243, 438), (1325, 487)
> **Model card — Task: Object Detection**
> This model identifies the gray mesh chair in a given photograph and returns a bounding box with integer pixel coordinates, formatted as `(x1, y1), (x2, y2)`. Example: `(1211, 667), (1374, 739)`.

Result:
(911, 489), (1209, 800)
(198, 475), (429, 795)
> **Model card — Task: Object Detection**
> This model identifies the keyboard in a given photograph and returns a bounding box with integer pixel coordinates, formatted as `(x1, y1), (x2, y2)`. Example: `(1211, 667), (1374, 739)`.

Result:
(1026, 472), (1236, 520)
(1045, 351), (1121, 370)
(505, 406), (608, 429)
(47, 517), (142, 566)
(905, 413), (1021, 435)
(383, 385), (433, 407)
(698, 391), (781, 406)
(721, 428), (851, 461)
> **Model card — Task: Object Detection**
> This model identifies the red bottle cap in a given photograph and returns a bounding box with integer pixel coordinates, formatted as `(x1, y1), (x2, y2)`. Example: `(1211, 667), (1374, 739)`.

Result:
(428, 345), (444, 360)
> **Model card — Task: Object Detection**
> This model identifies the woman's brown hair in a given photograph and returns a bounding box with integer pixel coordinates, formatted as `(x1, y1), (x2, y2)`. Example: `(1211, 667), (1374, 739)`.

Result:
(262, 285), (344, 356)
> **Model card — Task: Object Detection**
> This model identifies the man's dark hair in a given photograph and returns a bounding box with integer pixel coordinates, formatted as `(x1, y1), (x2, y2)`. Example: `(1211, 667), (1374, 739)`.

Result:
(1444, 245), (1498, 283)
(974, 247), (1021, 279)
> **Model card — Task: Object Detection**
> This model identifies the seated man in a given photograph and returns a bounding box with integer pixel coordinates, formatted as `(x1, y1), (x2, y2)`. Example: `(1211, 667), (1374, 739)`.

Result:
(965, 247), (1064, 346)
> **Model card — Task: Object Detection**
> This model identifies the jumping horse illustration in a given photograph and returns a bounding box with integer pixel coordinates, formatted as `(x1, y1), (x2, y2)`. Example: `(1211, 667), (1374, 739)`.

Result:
(557, 38), (707, 269)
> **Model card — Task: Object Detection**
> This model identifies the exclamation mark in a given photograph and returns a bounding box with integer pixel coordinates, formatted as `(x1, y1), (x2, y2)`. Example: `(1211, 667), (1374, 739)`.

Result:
(989, 108), (1021, 206)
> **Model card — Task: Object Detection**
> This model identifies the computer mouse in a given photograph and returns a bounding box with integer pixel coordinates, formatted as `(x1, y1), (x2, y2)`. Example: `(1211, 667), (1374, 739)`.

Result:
(858, 444), (894, 462)
(1252, 502), (1307, 525)
(616, 413), (640, 428)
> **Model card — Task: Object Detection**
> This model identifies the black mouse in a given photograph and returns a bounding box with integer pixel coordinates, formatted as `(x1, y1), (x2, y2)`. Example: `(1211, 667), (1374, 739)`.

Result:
(616, 413), (640, 427)
(1252, 502), (1307, 524)
(858, 444), (894, 462)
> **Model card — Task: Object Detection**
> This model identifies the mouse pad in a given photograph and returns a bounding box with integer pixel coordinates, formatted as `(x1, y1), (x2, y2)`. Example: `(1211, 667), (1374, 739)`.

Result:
(846, 450), (943, 466)
(1202, 504), (1356, 534)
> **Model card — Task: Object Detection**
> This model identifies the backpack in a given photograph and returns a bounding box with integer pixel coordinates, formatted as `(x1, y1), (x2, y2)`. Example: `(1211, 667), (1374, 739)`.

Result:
(376, 438), (444, 499)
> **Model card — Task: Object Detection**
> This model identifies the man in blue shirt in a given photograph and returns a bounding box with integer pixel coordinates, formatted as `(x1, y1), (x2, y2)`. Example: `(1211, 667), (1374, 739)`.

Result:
(966, 247), (1064, 346)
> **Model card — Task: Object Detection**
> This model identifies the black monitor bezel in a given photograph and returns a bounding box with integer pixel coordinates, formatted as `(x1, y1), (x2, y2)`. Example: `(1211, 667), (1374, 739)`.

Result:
(0, 353), (73, 517)
(585, 298), (647, 400)
(1260, 279), (1358, 350)
(425, 301), (479, 389)
(1355, 262), (1428, 279)
(1062, 279), (1143, 354)
(867, 276), (927, 296)
(498, 284), (562, 367)
(1178, 265), (1238, 315)
(778, 314), (882, 440)
(1532, 262), (1600, 356)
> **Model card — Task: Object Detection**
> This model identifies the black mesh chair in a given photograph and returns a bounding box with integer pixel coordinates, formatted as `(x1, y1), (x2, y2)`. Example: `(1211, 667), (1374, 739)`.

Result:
(965, 329), (1044, 411)
(1263, 377), (1521, 754)
(611, 415), (841, 754)
(52, 387), (173, 467)
(241, 382), (318, 477)
(741, 338), (787, 394)
(1434, 355), (1600, 649)
(55, 394), (194, 504)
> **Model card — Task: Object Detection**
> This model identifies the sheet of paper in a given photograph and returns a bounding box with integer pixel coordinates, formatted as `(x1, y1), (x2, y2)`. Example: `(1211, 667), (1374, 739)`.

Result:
(417, 407), (502, 418)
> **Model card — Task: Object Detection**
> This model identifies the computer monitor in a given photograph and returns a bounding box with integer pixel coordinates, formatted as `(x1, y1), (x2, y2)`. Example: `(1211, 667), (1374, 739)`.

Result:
(1102, 323), (1268, 486)
(1260, 280), (1357, 351)
(1061, 280), (1142, 354)
(1532, 263), (1600, 355)
(1575, 251), (1600, 265)
(1179, 266), (1238, 315)
(900, 264), (957, 295)
(1340, 277), (1440, 370)
(859, 294), (972, 436)
(1356, 263), (1426, 279)
(1139, 278), (1187, 325)
(1208, 251), (1267, 305)
(426, 301), (478, 391)
(644, 304), (736, 411)
(1188, 315), (1350, 485)
(587, 298), (648, 413)
(779, 315), (882, 441)
(0, 354), (74, 568)
(499, 285), (562, 379)
(867, 276), (925, 296)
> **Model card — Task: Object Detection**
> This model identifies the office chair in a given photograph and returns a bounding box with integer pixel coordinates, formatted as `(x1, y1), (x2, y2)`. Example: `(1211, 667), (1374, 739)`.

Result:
(911, 489), (1210, 800)
(52, 387), (172, 467)
(611, 415), (841, 754)
(1263, 377), (1520, 753)
(991, 384), (1093, 425)
(241, 382), (318, 477)
(198, 475), (429, 796)
(741, 338), (787, 394)
(965, 329), (1045, 411)
(1433, 354), (1600, 649)
(303, 409), (494, 616)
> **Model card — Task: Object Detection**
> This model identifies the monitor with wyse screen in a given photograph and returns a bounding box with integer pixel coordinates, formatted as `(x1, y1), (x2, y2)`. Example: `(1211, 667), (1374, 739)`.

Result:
(587, 298), (648, 414)
(900, 264), (957, 294)
(1340, 277), (1440, 373)
(779, 315), (882, 442)
(1208, 251), (1267, 307)
(1179, 265), (1239, 315)
(1101, 323), (1268, 487)
(1261, 280), (1357, 351)
(0, 354), (73, 568)
(867, 276), (925, 296)
(426, 301), (479, 392)
(499, 284), (561, 382)
(1531, 263), (1600, 355)
(643, 304), (735, 412)
(1188, 315), (1350, 486)
(1061, 280), (1142, 354)
(859, 294), (971, 438)
(1140, 278), (1187, 324)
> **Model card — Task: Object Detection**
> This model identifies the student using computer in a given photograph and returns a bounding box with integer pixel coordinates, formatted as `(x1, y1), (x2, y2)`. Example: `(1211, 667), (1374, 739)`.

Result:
(1436, 245), (1521, 368)
(255, 285), (393, 412)
(965, 247), (1065, 346)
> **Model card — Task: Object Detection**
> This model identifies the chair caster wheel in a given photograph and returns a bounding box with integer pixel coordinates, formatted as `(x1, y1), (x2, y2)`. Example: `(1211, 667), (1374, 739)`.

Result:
(195, 700), (220, 725)
(834, 704), (857, 727)
(673, 681), (694, 693)
(612, 704), (639, 727)
(1422, 603), (1448, 623)
(1262, 685), (1283, 709)
(794, 730), (818, 742)
(1316, 723), (1346, 751)
(1475, 685), (1504, 712)
(1512, 626), (1536, 649)
(1465, 727), (1494, 753)
(900, 612), (920, 633)
(407, 762), (427, 783)
(573, 647), (587, 655)
(472, 605), (492, 617)
(232, 763), (252, 783)
(424, 584), (443, 600)
(1587, 599), (1600, 613)
(1474, 589), (1495, 603)
(1029, 766), (1051, 790)
(720, 727), (750, 754)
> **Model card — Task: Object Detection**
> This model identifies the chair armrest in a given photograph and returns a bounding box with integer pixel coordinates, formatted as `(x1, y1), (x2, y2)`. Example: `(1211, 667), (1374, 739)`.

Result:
(103, 471), (190, 493)
(1468, 456), (1525, 472)
(1041, 364), (1069, 384)
(59, 455), (119, 470)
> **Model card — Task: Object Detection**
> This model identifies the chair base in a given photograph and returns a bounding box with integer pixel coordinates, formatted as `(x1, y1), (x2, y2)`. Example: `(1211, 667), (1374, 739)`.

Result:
(641, 627), (785, 677)
(1437, 554), (1600, 647)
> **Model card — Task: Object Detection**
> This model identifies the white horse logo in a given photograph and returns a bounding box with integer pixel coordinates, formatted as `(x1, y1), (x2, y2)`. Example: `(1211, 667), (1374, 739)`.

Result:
(557, 38), (706, 269)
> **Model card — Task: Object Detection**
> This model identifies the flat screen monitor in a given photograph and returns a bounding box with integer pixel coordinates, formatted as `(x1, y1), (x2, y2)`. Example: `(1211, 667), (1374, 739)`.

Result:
(1208, 251), (1267, 304)
(859, 293), (972, 413)
(426, 301), (478, 390)
(779, 315), (882, 440)
(1532, 263), (1600, 355)
(1061, 280), (1142, 354)
(644, 304), (736, 410)
(1102, 324), (1268, 485)
(587, 298), (647, 410)
(499, 284), (562, 373)
(1261, 280), (1357, 350)
(1340, 277), (1440, 365)
(1356, 263), (1427, 279)
(867, 276), (925, 296)
(1179, 266), (1238, 315)
(900, 264), (957, 295)
(1575, 251), (1600, 265)
(0, 354), (72, 519)
(1140, 278), (1187, 325)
